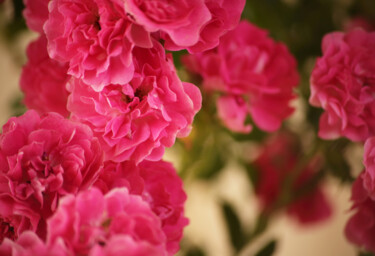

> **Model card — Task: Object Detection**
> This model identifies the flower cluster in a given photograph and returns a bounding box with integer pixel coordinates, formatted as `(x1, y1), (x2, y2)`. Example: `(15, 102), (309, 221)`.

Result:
(183, 20), (300, 133)
(0, 0), (247, 254)
(310, 28), (375, 253)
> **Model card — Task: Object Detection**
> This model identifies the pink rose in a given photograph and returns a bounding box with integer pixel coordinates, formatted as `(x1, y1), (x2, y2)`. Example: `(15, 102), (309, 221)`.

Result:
(44, 0), (149, 91)
(253, 133), (332, 224)
(124, 0), (211, 48)
(164, 0), (246, 53)
(67, 42), (201, 163)
(46, 187), (167, 255)
(20, 35), (70, 117)
(0, 193), (39, 243)
(0, 110), (103, 239)
(23, 0), (50, 33)
(309, 29), (375, 141)
(345, 173), (375, 253)
(95, 160), (188, 255)
(183, 21), (299, 133)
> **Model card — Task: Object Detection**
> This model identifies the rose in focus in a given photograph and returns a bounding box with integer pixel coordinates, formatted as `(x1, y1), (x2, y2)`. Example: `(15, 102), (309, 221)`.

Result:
(0, 110), (103, 240)
(310, 29), (375, 141)
(95, 160), (188, 255)
(68, 42), (201, 163)
(183, 20), (299, 133)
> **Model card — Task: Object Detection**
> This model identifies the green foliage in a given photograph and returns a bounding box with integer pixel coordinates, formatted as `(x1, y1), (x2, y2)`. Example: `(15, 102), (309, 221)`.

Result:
(2, 0), (27, 40)
(322, 139), (354, 183)
(184, 247), (206, 256)
(10, 94), (26, 118)
(359, 252), (375, 256)
(221, 201), (247, 252)
(254, 240), (278, 256)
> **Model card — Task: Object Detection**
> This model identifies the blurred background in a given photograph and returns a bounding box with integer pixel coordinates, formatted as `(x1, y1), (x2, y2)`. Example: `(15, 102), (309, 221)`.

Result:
(1, 0), (375, 255)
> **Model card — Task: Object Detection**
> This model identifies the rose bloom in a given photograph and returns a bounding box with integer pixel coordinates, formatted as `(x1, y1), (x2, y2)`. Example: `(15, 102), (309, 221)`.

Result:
(46, 187), (167, 256)
(310, 29), (375, 141)
(94, 160), (188, 255)
(67, 41), (201, 163)
(183, 20), (299, 133)
(20, 35), (70, 117)
(44, 0), (152, 91)
(160, 0), (246, 53)
(345, 173), (375, 253)
(23, 0), (49, 33)
(253, 133), (332, 224)
(124, 0), (211, 49)
(0, 110), (103, 240)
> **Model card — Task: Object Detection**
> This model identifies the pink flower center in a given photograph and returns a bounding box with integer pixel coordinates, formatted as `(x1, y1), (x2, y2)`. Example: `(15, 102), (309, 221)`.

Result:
(0, 219), (16, 242)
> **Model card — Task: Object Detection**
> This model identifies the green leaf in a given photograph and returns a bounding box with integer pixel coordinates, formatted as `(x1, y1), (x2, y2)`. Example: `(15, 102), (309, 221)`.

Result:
(10, 94), (26, 117)
(254, 240), (277, 256)
(323, 139), (354, 183)
(184, 247), (206, 256)
(358, 252), (374, 256)
(221, 202), (246, 252)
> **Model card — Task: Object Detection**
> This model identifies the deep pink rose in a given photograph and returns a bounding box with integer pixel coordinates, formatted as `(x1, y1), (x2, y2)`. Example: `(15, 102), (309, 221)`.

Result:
(345, 173), (375, 253)
(183, 21), (299, 133)
(44, 0), (150, 91)
(310, 29), (375, 141)
(163, 0), (246, 53)
(253, 133), (332, 224)
(20, 35), (70, 117)
(46, 187), (167, 256)
(0, 193), (39, 243)
(23, 0), (50, 33)
(67, 42), (201, 163)
(124, 0), (211, 48)
(0, 110), (103, 239)
(94, 160), (188, 255)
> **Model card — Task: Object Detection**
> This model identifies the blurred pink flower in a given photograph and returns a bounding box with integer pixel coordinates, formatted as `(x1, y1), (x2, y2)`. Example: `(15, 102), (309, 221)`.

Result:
(0, 110), (103, 239)
(253, 133), (332, 224)
(0, 231), (68, 256)
(345, 173), (375, 253)
(20, 35), (70, 117)
(67, 42), (201, 163)
(310, 29), (375, 141)
(163, 0), (246, 53)
(183, 20), (299, 133)
(344, 17), (375, 32)
(46, 187), (167, 256)
(363, 137), (375, 199)
(23, 0), (50, 33)
(44, 0), (146, 91)
(95, 160), (188, 255)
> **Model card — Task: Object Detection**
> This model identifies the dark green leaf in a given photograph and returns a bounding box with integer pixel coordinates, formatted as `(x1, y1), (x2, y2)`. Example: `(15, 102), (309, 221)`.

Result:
(184, 247), (206, 256)
(359, 252), (374, 256)
(221, 202), (246, 252)
(323, 139), (354, 183)
(254, 240), (277, 256)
